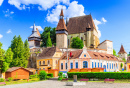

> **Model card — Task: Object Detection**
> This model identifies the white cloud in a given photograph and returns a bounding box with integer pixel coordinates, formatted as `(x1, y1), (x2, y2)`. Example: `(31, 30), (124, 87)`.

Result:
(3, 9), (14, 17)
(0, 34), (3, 39)
(46, 1), (85, 23)
(30, 26), (43, 31)
(101, 17), (107, 23)
(93, 19), (102, 38)
(0, 0), (4, 6)
(8, 0), (70, 10)
(10, 11), (14, 14)
(6, 29), (12, 34)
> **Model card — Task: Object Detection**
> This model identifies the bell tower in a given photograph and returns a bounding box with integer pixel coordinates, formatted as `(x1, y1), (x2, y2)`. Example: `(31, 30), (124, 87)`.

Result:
(56, 9), (68, 49)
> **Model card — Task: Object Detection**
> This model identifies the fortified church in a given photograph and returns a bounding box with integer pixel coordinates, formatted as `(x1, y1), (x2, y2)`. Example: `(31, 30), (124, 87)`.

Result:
(27, 9), (127, 72)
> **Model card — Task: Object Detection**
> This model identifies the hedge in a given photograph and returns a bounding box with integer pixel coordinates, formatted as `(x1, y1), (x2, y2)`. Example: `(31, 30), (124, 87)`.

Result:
(67, 72), (130, 79)
(47, 73), (53, 78)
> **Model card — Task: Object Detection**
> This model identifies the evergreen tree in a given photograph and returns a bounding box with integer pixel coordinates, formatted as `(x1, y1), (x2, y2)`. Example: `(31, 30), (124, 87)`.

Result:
(0, 42), (13, 73)
(46, 32), (52, 47)
(71, 37), (84, 49)
(23, 39), (30, 68)
(10, 35), (28, 68)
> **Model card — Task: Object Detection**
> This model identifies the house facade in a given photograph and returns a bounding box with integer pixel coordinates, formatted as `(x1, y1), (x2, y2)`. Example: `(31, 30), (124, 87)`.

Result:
(59, 46), (119, 73)
(36, 47), (62, 70)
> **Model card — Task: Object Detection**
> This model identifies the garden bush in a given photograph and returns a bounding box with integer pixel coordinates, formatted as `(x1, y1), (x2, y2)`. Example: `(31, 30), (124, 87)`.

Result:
(8, 77), (13, 82)
(67, 72), (130, 79)
(39, 70), (47, 80)
(58, 77), (62, 80)
(47, 73), (53, 78)
(29, 74), (39, 79)
(0, 78), (5, 82)
(58, 72), (63, 78)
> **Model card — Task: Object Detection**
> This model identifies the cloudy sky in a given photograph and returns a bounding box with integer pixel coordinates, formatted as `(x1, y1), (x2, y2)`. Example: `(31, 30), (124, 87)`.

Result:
(0, 0), (130, 54)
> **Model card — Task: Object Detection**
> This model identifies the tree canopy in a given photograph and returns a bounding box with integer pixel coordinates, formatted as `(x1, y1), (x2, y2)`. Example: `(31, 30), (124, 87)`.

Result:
(41, 27), (56, 47)
(71, 37), (84, 49)
(113, 49), (117, 56)
(0, 42), (13, 73)
(10, 35), (30, 68)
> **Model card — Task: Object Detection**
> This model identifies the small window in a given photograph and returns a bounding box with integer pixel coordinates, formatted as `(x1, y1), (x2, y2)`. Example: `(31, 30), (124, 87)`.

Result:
(43, 61), (45, 65)
(66, 63), (67, 69)
(70, 63), (73, 69)
(48, 60), (50, 64)
(61, 63), (63, 69)
(43, 68), (45, 70)
(39, 61), (41, 65)
(84, 55), (86, 57)
(39, 68), (41, 70)
(76, 62), (78, 68)
(56, 60), (58, 64)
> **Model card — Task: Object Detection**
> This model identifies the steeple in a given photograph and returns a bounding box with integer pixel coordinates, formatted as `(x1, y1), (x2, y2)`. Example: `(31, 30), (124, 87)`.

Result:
(32, 22), (37, 33)
(118, 44), (127, 54)
(56, 9), (67, 31)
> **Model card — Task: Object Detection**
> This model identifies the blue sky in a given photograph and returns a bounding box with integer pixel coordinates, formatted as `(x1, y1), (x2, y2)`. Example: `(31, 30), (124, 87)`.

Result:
(0, 0), (130, 54)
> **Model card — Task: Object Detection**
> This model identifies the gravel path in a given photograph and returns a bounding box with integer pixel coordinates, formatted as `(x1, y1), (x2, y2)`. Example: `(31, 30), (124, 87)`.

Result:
(1, 80), (130, 88)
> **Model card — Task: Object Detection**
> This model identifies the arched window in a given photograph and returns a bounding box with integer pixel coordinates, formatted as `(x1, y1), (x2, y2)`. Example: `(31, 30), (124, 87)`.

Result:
(83, 61), (88, 68)
(81, 37), (83, 41)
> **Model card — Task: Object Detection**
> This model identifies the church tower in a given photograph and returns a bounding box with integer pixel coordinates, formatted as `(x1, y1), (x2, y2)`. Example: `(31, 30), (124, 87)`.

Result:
(118, 44), (127, 60)
(28, 22), (41, 49)
(56, 9), (68, 49)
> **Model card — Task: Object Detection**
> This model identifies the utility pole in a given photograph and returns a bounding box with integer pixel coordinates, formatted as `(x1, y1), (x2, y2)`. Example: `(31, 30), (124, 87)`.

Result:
(67, 34), (68, 78)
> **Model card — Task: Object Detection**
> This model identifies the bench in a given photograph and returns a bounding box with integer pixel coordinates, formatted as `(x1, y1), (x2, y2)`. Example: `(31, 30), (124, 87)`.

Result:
(80, 79), (89, 82)
(61, 78), (68, 81)
(0, 82), (6, 85)
(104, 79), (115, 83)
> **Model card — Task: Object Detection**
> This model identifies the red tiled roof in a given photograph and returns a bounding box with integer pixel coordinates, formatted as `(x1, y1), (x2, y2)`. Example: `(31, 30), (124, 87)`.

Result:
(118, 45), (127, 54)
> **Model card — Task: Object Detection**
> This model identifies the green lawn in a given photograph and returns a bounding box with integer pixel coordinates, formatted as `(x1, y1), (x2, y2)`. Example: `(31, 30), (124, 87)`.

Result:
(0, 78), (42, 86)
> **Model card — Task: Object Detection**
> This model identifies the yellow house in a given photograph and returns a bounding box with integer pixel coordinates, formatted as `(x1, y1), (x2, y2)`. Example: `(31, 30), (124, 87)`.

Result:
(36, 47), (62, 70)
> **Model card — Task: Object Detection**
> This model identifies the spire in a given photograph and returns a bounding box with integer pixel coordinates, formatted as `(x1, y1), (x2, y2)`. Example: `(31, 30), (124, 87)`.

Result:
(32, 22), (37, 32)
(118, 44), (127, 54)
(60, 9), (64, 17)
(56, 9), (67, 31)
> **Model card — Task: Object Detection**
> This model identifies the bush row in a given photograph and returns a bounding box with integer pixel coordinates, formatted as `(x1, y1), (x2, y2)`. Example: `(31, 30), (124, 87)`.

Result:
(47, 73), (53, 78)
(67, 72), (130, 79)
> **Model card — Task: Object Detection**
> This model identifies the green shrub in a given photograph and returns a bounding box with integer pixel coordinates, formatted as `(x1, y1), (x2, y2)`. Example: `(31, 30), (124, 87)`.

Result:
(8, 77), (13, 82)
(29, 74), (39, 79)
(39, 70), (47, 80)
(58, 77), (62, 80)
(0, 78), (5, 82)
(58, 72), (63, 78)
(67, 72), (130, 79)
(46, 76), (51, 79)
(47, 73), (53, 78)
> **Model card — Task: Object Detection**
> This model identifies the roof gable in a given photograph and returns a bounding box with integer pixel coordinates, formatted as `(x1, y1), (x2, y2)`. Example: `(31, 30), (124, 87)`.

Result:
(118, 45), (127, 54)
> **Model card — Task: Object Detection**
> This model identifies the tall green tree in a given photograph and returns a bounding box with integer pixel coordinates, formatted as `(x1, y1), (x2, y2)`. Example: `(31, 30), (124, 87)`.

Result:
(10, 35), (29, 68)
(46, 32), (52, 47)
(71, 37), (84, 49)
(113, 49), (117, 56)
(24, 39), (30, 68)
(0, 42), (13, 73)
(41, 27), (56, 47)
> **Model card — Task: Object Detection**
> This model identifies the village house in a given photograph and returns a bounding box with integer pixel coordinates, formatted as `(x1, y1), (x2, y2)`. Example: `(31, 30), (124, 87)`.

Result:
(59, 46), (119, 73)
(36, 47), (62, 70)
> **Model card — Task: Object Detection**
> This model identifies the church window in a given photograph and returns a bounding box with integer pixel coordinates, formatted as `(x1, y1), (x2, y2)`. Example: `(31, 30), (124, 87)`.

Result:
(81, 37), (83, 41)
